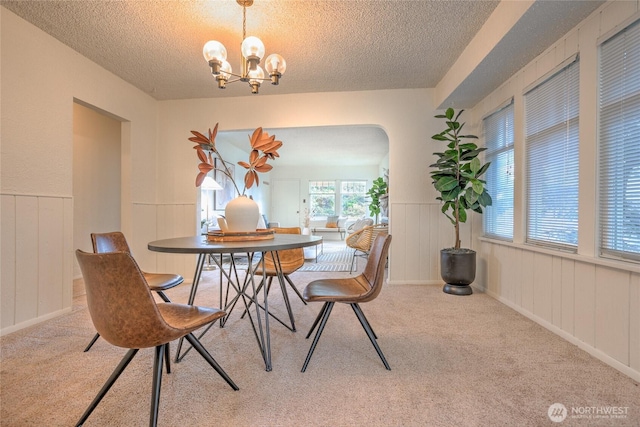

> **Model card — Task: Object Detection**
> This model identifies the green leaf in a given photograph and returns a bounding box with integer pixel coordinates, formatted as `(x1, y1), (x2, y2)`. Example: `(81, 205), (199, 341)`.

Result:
(445, 108), (455, 120)
(458, 208), (467, 223)
(475, 162), (490, 178)
(435, 176), (458, 192)
(441, 188), (459, 202)
(478, 191), (493, 207)
(459, 143), (479, 150)
(460, 149), (483, 161)
(471, 179), (484, 194)
(470, 157), (481, 174)
(432, 134), (449, 141)
(465, 187), (479, 205)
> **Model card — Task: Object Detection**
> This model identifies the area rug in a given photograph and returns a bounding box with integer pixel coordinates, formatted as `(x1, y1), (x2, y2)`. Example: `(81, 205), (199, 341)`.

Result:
(299, 249), (353, 272)
(222, 249), (354, 272)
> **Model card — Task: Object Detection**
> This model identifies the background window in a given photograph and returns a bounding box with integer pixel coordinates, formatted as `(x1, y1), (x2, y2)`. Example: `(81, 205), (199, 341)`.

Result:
(309, 181), (336, 217)
(599, 20), (640, 261)
(483, 101), (514, 240)
(524, 58), (580, 250)
(341, 180), (367, 218)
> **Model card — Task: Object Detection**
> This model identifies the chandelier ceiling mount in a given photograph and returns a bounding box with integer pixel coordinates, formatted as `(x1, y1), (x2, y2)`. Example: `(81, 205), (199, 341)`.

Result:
(203, 0), (286, 94)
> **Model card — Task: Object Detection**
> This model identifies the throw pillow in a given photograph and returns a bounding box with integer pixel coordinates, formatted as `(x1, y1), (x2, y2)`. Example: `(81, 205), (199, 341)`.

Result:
(326, 215), (339, 228)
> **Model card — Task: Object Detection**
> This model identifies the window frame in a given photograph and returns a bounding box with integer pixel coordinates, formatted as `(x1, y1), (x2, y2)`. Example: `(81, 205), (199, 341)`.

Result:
(483, 100), (515, 241)
(523, 56), (580, 251)
(598, 18), (640, 262)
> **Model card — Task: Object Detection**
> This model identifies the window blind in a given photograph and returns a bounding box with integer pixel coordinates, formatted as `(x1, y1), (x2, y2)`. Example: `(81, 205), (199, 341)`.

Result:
(599, 20), (640, 261)
(483, 101), (514, 240)
(524, 58), (580, 250)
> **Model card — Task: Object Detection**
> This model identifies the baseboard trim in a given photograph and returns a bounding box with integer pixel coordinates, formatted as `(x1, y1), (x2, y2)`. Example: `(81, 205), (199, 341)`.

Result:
(485, 288), (640, 383)
(0, 307), (72, 337)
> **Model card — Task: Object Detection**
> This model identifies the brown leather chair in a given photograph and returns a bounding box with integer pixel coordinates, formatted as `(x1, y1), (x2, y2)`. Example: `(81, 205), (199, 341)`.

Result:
(247, 226), (306, 331)
(83, 231), (184, 352)
(75, 250), (238, 427)
(301, 234), (392, 372)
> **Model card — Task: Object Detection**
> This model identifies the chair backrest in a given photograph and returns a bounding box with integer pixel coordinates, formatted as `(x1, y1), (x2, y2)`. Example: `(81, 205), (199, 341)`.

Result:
(75, 249), (179, 349)
(358, 234), (392, 302)
(91, 231), (132, 254)
(346, 225), (372, 251)
(348, 217), (373, 233)
(264, 226), (305, 271)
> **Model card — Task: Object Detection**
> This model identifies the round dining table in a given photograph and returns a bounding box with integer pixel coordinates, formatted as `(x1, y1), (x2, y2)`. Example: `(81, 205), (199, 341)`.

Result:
(148, 233), (322, 371)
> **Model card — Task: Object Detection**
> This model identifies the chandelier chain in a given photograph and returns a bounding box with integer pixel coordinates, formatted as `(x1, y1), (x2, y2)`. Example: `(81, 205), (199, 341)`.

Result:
(242, 3), (247, 41)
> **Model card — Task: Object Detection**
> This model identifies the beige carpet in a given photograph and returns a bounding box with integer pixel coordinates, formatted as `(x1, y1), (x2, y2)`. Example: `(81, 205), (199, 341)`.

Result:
(1, 265), (639, 426)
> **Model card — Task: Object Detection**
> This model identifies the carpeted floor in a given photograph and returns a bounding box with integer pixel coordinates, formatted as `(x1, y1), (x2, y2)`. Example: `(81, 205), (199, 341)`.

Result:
(1, 263), (639, 426)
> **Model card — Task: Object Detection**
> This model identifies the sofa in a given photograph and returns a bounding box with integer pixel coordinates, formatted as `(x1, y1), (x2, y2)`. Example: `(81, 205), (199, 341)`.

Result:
(310, 216), (350, 240)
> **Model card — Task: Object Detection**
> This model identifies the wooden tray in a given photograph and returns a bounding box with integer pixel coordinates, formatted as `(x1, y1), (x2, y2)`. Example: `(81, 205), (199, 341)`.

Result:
(206, 229), (275, 242)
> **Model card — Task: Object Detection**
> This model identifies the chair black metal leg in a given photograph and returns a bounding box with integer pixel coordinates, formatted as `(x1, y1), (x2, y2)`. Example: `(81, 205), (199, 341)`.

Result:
(284, 275), (307, 305)
(301, 302), (334, 372)
(352, 303), (377, 339)
(164, 343), (171, 374)
(305, 302), (329, 339)
(75, 348), (139, 426)
(157, 291), (171, 303)
(184, 333), (239, 390)
(150, 345), (164, 427)
(83, 332), (101, 352)
(351, 303), (390, 370)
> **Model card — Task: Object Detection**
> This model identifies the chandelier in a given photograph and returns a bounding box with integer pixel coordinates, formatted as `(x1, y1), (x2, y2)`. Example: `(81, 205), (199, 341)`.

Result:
(203, 0), (286, 94)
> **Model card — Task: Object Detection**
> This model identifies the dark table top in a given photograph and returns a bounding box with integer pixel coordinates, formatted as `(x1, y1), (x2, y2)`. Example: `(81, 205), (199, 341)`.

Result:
(148, 234), (322, 255)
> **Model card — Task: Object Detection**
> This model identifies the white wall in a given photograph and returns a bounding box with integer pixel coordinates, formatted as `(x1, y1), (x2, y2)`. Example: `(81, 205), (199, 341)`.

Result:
(154, 90), (451, 282)
(1, 8), (160, 334)
(72, 102), (121, 279)
(470, 1), (640, 381)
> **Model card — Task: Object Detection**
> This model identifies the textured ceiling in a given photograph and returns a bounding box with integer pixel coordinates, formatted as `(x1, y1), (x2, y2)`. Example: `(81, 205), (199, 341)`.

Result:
(1, 0), (605, 166)
(2, 0), (502, 100)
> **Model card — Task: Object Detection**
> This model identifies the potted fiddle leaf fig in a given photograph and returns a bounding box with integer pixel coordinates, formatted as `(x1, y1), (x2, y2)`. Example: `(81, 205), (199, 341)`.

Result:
(366, 177), (388, 224)
(431, 108), (492, 295)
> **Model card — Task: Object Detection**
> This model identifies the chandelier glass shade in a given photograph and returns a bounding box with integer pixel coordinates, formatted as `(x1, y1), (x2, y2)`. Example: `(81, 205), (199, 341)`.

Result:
(203, 0), (286, 94)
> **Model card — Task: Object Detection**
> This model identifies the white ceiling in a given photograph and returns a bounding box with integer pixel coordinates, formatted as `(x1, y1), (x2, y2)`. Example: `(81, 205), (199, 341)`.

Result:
(1, 0), (605, 166)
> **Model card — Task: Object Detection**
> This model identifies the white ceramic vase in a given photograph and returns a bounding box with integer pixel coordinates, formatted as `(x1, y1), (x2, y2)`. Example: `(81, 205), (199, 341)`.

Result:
(224, 195), (260, 232)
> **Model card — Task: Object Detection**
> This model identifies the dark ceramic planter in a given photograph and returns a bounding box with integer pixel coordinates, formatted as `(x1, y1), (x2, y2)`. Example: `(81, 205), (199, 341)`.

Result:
(440, 248), (476, 296)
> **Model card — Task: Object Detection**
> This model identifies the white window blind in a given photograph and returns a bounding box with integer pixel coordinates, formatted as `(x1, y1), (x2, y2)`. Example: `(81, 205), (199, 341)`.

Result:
(524, 58), (580, 250)
(483, 101), (514, 240)
(599, 20), (640, 261)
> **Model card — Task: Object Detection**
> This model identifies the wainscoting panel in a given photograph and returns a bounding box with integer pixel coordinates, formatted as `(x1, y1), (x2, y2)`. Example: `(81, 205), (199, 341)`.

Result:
(388, 202), (473, 285)
(15, 196), (39, 324)
(132, 203), (196, 282)
(560, 257), (575, 335)
(37, 197), (65, 316)
(480, 239), (640, 381)
(1, 195), (17, 328)
(574, 262), (596, 347)
(131, 203), (158, 273)
(631, 274), (640, 372)
(156, 204), (196, 280)
(595, 266), (630, 365)
(532, 252), (554, 324)
(1, 194), (73, 334)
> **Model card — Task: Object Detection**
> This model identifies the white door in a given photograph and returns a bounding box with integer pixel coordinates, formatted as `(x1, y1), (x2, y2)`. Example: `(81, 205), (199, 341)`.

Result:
(272, 180), (300, 227)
